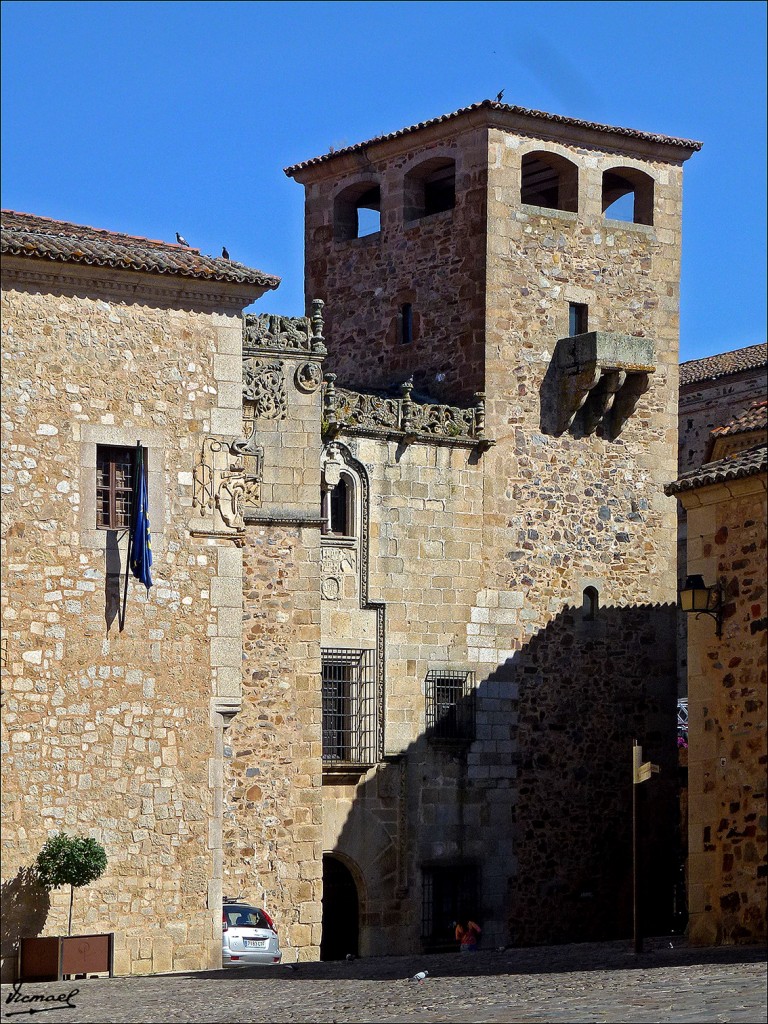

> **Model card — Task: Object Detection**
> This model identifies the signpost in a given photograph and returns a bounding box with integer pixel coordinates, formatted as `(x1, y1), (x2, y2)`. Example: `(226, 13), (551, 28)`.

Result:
(632, 739), (660, 954)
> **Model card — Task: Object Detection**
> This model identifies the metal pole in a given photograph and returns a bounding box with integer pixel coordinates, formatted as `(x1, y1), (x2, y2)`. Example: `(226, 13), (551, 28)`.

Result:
(632, 739), (643, 954)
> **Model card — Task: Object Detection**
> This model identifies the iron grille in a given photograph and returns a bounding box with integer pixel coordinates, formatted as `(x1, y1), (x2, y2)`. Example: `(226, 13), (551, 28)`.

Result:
(421, 865), (478, 948)
(425, 670), (475, 741)
(322, 649), (376, 765)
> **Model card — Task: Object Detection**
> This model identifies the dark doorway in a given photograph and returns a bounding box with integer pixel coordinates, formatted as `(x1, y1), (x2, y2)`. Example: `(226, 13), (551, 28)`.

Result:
(320, 855), (359, 961)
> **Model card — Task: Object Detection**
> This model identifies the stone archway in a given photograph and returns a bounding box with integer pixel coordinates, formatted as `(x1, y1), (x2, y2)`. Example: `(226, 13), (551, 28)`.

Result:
(320, 855), (359, 961)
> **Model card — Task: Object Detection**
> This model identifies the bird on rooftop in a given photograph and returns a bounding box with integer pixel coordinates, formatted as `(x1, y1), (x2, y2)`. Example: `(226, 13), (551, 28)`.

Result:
(176, 232), (190, 246)
(495, 89), (504, 103)
(221, 246), (230, 260)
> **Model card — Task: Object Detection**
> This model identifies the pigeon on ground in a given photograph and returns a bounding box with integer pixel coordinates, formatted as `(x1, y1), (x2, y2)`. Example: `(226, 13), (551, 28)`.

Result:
(222, 246), (230, 259)
(345, 953), (356, 961)
(410, 970), (428, 981)
(495, 89), (504, 102)
(176, 232), (190, 246)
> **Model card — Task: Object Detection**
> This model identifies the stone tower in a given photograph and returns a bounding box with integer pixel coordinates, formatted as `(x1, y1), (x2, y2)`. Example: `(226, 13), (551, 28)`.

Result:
(282, 101), (700, 952)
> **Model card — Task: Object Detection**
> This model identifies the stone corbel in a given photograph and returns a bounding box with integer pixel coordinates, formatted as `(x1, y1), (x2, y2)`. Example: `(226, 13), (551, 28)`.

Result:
(558, 362), (603, 434)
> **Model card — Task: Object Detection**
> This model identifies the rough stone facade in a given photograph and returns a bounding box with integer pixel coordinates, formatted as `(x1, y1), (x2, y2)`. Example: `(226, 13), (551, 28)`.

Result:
(670, 453), (767, 945)
(0, 246), (273, 980)
(4, 98), (721, 976)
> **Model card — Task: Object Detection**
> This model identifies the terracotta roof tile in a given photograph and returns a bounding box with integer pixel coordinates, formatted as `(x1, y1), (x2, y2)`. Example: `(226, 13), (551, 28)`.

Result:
(711, 400), (768, 438)
(680, 343), (767, 386)
(666, 442), (767, 496)
(285, 99), (702, 176)
(1, 210), (280, 290)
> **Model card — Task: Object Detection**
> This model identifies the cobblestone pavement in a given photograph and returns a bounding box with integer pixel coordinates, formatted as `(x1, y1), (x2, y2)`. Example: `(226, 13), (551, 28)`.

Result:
(2, 937), (765, 1024)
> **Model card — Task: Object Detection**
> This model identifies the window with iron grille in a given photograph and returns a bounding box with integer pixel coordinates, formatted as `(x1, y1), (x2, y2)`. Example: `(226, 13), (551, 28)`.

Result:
(96, 445), (135, 529)
(425, 670), (475, 741)
(322, 649), (377, 766)
(421, 865), (478, 949)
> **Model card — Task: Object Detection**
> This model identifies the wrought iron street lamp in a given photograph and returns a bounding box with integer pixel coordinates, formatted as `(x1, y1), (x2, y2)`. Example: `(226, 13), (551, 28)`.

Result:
(678, 574), (723, 637)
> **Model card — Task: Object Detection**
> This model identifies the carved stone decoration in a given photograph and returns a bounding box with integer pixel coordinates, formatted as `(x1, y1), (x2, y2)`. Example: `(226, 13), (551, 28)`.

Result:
(242, 299), (327, 356)
(321, 576), (341, 601)
(242, 359), (287, 420)
(553, 332), (655, 436)
(191, 437), (246, 534)
(295, 361), (323, 393)
(321, 546), (357, 601)
(327, 384), (478, 442)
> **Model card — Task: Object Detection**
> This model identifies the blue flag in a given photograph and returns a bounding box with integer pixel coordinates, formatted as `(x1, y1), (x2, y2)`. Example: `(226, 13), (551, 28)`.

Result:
(129, 443), (153, 590)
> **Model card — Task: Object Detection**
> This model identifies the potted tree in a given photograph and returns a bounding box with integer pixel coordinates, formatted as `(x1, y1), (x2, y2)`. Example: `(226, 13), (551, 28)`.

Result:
(18, 833), (114, 981)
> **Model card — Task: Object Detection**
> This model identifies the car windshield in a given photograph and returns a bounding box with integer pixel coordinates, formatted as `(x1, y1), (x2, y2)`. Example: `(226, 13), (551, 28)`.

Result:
(224, 905), (270, 929)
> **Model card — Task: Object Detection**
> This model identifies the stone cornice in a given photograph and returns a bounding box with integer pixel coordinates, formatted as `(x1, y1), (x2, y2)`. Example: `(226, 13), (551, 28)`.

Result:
(1, 258), (264, 313)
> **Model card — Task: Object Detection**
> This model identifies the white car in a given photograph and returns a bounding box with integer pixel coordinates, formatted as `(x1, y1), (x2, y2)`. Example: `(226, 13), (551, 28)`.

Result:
(222, 900), (282, 966)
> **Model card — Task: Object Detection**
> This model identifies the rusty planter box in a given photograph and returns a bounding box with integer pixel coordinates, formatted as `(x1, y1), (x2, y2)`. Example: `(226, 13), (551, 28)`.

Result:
(18, 934), (114, 981)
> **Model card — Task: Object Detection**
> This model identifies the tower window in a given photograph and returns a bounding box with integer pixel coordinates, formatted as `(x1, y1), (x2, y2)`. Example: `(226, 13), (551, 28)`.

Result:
(400, 303), (413, 345)
(521, 152), (579, 213)
(602, 167), (654, 226)
(583, 586), (599, 621)
(334, 182), (381, 240)
(404, 158), (456, 221)
(569, 303), (588, 336)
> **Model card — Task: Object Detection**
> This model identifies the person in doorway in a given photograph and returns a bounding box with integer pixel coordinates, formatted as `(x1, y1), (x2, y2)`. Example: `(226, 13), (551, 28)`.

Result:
(454, 916), (481, 951)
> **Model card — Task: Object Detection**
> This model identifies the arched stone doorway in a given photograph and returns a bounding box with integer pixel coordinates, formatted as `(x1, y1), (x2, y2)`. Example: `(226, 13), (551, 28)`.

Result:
(320, 855), (359, 961)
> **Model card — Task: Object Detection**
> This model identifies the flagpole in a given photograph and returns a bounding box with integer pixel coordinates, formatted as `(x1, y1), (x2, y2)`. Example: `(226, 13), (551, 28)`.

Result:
(119, 441), (141, 632)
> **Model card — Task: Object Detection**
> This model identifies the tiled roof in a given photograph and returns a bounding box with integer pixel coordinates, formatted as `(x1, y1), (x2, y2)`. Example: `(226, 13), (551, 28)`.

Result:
(680, 343), (767, 386)
(711, 400), (768, 438)
(666, 442), (767, 496)
(1, 211), (280, 290)
(284, 99), (702, 175)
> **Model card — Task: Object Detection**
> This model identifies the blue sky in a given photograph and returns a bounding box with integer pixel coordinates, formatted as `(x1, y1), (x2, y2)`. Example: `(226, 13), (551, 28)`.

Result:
(2, 1), (765, 361)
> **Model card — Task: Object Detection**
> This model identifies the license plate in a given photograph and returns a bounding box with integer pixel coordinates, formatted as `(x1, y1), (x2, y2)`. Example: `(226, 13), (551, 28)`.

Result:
(245, 939), (267, 948)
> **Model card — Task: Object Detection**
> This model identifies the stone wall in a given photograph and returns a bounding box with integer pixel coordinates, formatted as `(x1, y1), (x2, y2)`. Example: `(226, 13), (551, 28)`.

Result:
(302, 128), (489, 404)
(679, 476), (767, 945)
(0, 264), (254, 978)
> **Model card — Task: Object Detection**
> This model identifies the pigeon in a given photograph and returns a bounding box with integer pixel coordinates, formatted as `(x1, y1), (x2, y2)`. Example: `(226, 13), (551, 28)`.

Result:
(176, 232), (190, 246)
(495, 89), (505, 103)
(410, 970), (428, 981)
(221, 246), (230, 260)
(345, 953), (356, 961)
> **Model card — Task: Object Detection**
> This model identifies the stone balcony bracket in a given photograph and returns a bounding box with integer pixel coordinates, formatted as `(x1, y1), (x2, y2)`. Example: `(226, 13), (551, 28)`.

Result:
(553, 332), (655, 437)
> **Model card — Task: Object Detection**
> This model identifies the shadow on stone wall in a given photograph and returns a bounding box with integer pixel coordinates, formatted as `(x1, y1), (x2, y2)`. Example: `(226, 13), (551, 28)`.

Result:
(0, 867), (50, 977)
(325, 600), (679, 957)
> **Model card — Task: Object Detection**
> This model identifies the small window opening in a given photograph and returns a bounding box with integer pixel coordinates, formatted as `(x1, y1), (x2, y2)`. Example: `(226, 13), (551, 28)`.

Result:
(404, 158), (456, 221)
(334, 182), (381, 240)
(602, 168), (654, 226)
(521, 152), (578, 213)
(322, 475), (354, 537)
(424, 164), (455, 215)
(96, 445), (135, 529)
(569, 303), (588, 336)
(399, 303), (413, 345)
(425, 670), (475, 741)
(583, 586), (599, 621)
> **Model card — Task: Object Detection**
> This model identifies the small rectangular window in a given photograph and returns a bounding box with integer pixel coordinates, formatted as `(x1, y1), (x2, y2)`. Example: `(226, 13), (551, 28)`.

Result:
(425, 670), (475, 741)
(400, 303), (413, 345)
(321, 649), (377, 765)
(569, 303), (588, 336)
(96, 445), (135, 529)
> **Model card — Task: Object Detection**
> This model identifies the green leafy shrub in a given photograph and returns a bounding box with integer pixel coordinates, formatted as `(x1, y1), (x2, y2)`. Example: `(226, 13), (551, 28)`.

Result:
(35, 833), (107, 935)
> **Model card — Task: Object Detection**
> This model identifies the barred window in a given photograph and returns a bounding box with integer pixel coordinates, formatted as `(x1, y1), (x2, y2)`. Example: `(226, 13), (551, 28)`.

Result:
(425, 670), (475, 741)
(421, 865), (478, 949)
(96, 445), (135, 529)
(322, 649), (377, 766)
